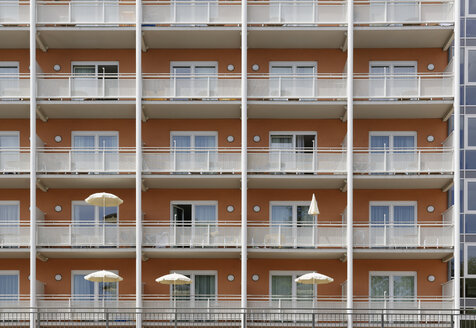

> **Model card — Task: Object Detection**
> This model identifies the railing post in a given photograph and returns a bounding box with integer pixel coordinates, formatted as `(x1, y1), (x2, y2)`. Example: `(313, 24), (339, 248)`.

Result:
(105, 310), (109, 328)
(451, 313), (454, 328)
(381, 311), (384, 328)
(312, 313), (315, 328)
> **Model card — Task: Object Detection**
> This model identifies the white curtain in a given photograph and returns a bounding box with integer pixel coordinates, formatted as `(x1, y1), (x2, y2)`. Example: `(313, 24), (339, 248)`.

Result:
(393, 205), (415, 224)
(73, 136), (95, 151)
(73, 274), (95, 300)
(0, 204), (19, 222)
(195, 275), (215, 300)
(0, 275), (18, 299)
(195, 205), (216, 223)
(370, 206), (389, 225)
(195, 136), (216, 151)
(393, 136), (415, 150)
(271, 206), (293, 225)
(370, 135), (389, 151)
(172, 136), (191, 151)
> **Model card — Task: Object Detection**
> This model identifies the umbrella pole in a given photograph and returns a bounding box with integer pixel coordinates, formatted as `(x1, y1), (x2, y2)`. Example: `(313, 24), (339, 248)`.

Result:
(174, 283), (177, 328)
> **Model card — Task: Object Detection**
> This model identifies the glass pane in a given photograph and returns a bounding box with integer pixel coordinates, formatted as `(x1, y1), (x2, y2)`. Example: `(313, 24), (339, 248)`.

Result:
(271, 135), (293, 149)
(73, 274), (95, 299)
(297, 205), (313, 225)
(370, 275), (389, 298)
(195, 66), (217, 75)
(195, 136), (216, 150)
(271, 206), (293, 225)
(271, 276), (292, 298)
(195, 205), (216, 223)
(0, 204), (19, 221)
(296, 282), (313, 299)
(0, 135), (19, 148)
(470, 1), (476, 15)
(370, 136), (390, 150)
(370, 66), (389, 75)
(393, 276), (415, 299)
(296, 66), (315, 75)
(73, 65), (95, 76)
(73, 205), (95, 224)
(393, 136), (415, 150)
(174, 274), (191, 300)
(468, 118), (476, 146)
(103, 206), (118, 223)
(195, 275), (216, 299)
(99, 282), (118, 299)
(465, 279), (476, 297)
(73, 136), (95, 150)
(393, 66), (416, 75)
(270, 66), (293, 74)
(173, 66), (191, 76)
(468, 246), (476, 275)
(98, 136), (118, 150)
(370, 206), (390, 225)
(469, 50), (476, 83)
(393, 206), (415, 224)
(0, 275), (18, 299)
(468, 182), (476, 211)
(172, 136), (191, 151)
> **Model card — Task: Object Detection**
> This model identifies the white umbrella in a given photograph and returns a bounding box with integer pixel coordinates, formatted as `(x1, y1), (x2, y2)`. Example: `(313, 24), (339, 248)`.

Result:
(308, 193), (320, 215)
(156, 273), (192, 324)
(85, 192), (123, 207)
(295, 272), (333, 285)
(84, 270), (123, 309)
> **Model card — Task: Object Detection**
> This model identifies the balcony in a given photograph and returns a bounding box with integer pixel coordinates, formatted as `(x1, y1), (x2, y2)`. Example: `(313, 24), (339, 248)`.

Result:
(36, 1), (136, 48)
(0, 74), (30, 118)
(247, 1), (347, 48)
(354, 0), (454, 48)
(0, 222), (29, 248)
(142, 1), (241, 48)
(0, 1), (29, 48)
(142, 74), (241, 119)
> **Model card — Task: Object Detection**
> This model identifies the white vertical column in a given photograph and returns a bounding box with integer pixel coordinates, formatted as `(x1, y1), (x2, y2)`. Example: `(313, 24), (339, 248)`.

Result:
(135, 0), (143, 326)
(240, 0), (248, 325)
(346, 0), (354, 325)
(29, 0), (37, 323)
(453, 0), (461, 315)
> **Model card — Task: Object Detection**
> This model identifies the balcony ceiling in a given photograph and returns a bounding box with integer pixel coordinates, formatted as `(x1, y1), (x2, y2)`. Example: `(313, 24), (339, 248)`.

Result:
(354, 249), (453, 260)
(354, 26), (454, 48)
(248, 28), (347, 48)
(37, 248), (135, 259)
(37, 101), (136, 119)
(354, 101), (453, 119)
(248, 249), (346, 259)
(0, 176), (29, 189)
(144, 248), (241, 259)
(36, 27), (135, 49)
(0, 102), (30, 118)
(354, 175), (454, 189)
(0, 249), (29, 259)
(37, 175), (136, 189)
(143, 101), (241, 119)
(248, 101), (346, 119)
(248, 175), (346, 189)
(0, 29), (29, 48)
(142, 28), (241, 49)
(143, 175), (241, 189)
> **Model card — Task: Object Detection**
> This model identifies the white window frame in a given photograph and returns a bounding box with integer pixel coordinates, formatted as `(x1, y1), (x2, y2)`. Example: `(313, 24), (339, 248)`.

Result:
(71, 270), (120, 299)
(465, 48), (476, 85)
(170, 201), (218, 224)
(71, 131), (119, 149)
(0, 131), (20, 141)
(466, 0), (476, 17)
(368, 131), (417, 149)
(464, 179), (476, 213)
(71, 200), (120, 224)
(464, 115), (476, 148)
(0, 200), (20, 221)
(169, 270), (218, 300)
(170, 131), (218, 149)
(71, 61), (120, 76)
(368, 201), (417, 224)
(269, 61), (318, 75)
(269, 131), (318, 150)
(0, 62), (19, 71)
(369, 271), (417, 299)
(269, 270), (317, 298)
(0, 270), (19, 297)
(465, 243), (476, 277)
(170, 61), (218, 75)
(368, 61), (418, 74)
(269, 201), (317, 225)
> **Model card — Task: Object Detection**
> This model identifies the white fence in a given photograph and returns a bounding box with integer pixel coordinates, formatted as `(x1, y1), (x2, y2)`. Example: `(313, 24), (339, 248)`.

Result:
(0, 75), (30, 100)
(37, 1), (136, 25)
(248, 223), (345, 248)
(353, 223), (454, 248)
(353, 74), (454, 100)
(354, 0), (454, 24)
(0, 1), (29, 24)
(0, 222), (29, 247)
(248, 1), (346, 25)
(0, 149), (30, 173)
(248, 74), (347, 100)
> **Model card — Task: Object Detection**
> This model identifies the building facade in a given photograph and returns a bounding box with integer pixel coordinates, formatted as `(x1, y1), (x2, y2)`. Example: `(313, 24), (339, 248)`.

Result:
(0, 0), (462, 326)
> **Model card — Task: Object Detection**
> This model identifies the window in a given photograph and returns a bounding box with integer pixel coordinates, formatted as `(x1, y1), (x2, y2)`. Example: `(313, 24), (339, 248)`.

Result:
(270, 132), (316, 150)
(369, 61), (417, 99)
(0, 271), (19, 300)
(465, 180), (476, 213)
(170, 132), (217, 172)
(72, 62), (119, 77)
(72, 201), (118, 246)
(171, 132), (217, 150)
(71, 131), (118, 172)
(0, 132), (19, 171)
(170, 62), (218, 98)
(71, 62), (119, 99)
(171, 201), (217, 226)
(171, 271), (217, 302)
(369, 201), (417, 225)
(269, 62), (317, 98)
(269, 132), (317, 172)
(369, 132), (416, 150)
(466, 116), (476, 148)
(72, 270), (118, 302)
(369, 272), (416, 301)
(270, 271), (315, 301)
(72, 201), (118, 224)
(467, 0), (476, 16)
(270, 202), (315, 226)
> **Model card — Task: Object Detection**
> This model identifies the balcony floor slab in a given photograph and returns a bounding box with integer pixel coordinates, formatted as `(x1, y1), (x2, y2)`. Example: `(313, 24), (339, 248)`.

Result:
(0, 28), (29, 48)
(354, 248), (453, 260)
(248, 27), (347, 48)
(354, 26), (454, 48)
(143, 175), (241, 189)
(0, 101), (30, 118)
(0, 175), (29, 188)
(248, 248), (346, 259)
(143, 101), (241, 119)
(143, 248), (240, 259)
(354, 174), (454, 189)
(248, 101), (346, 119)
(37, 248), (135, 259)
(354, 100), (453, 119)
(248, 175), (346, 189)
(37, 174), (136, 189)
(37, 101), (136, 119)
(0, 248), (29, 258)
(143, 28), (241, 48)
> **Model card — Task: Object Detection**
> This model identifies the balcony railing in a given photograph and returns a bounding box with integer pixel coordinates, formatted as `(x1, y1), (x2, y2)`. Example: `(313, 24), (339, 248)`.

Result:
(143, 221), (241, 247)
(353, 73), (454, 100)
(37, 221), (136, 247)
(248, 148), (346, 173)
(353, 296), (454, 311)
(248, 222), (345, 248)
(353, 222), (454, 248)
(353, 148), (453, 174)
(143, 1), (241, 25)
(0, 1), (29, 25)
(248, 74), (347, 100)
(0, 148), (30, 173)
(37, 1), (136, 25)
(37, 74), (136, 100)
(0, 74), (30, 100)
(142, 74), (241, 100)
(0, 222), (29, 247)
(354, 0), (454, 25)
(247, 1), (347, 26)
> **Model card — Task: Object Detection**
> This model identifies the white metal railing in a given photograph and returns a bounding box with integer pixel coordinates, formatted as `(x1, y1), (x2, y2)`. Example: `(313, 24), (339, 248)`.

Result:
(37, 147), (136, 173)
(248, 148), (346, 173)
(354, 0), (454, 25)
(0, 1), (29, 25)
(143, 221), (241, 247)
(0, 148), (30, 173)
(37, 74), (135, 100)
(0, 222), (30, 247)
(0, 74), (30, 100)
(442, 280), (454, 299)
(353, 73), (454, 100)
(248, 222), (345, 248)
(248, 74), (347, 100)
(37, 221), (136, 247)
(353, 222), (454, 248)
(353, 296), (454, 312)
(248, 1), (346, 25)
(143, 1), (241, 25)
(142, 74), (241, 100)
(353, 147), (453, 173)
(36, 1), (136, 25)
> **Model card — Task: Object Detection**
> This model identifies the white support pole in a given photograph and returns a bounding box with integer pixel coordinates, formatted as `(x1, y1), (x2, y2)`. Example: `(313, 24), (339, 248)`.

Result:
(29, 0), (37, 326)
(346, 0), (354, 325)
(136, 1), (143, 326)
(241, 0), (248, 325)
(453, 0), (461, 316)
